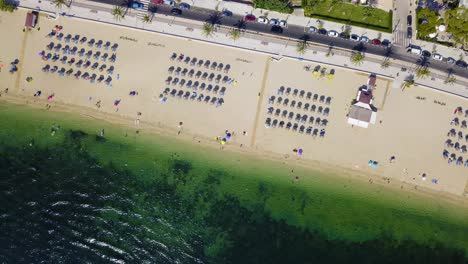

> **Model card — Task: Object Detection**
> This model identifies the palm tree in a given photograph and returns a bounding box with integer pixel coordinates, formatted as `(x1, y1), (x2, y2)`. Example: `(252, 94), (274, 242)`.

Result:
(445, 75), (456, 85)
(350, 51), (365, 65)
(415, 67), (430, 79)
(202, 23), (215, 37)
(296, 34), (310, 55)
(142, 14), (151, 24)
(381, 59), (390, 68)
(111, 6), (125, 21)
(52, 0), (69, 9)
(148, 5), (158, 21)
(402, 77), (414, 91)
(229, 28), (241, 40)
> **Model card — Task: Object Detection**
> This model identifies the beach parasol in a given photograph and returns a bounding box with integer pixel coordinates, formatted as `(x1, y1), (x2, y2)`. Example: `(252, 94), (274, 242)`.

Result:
(114, 99), (121, 106)
(298, 149), (303, 156)
(226, 133), (231, 140)
(221, 138), (226, 145)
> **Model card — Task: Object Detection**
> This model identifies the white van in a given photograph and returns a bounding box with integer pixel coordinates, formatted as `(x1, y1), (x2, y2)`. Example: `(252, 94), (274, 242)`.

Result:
(410, 47), (422, 55)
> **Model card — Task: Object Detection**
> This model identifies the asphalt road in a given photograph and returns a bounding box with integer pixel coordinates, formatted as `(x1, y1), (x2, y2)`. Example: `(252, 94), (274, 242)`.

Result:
(87, 0), (468, 79)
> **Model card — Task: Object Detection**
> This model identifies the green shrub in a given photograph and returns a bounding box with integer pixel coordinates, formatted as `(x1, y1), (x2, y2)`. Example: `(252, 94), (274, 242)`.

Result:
(253, 0), (294, 14)
(0, 0), (15, 12)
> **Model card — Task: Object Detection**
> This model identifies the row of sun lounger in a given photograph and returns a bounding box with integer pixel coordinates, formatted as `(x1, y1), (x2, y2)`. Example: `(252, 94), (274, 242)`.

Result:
(167, 68), (231, 84)
(267, 103), (330, 116)
(442, 150), (468, 166)
(447, 129), (467, 141)
(444, 139), (467, 152)
(276, 87), (332, 103)
(42, 63), (114, 74)
(450, 118), (468, 129)
(169, 53), (231, 73)
(270, 94), (332, 105)
(265, 118), (326, 137)
(43, 45), (117, 63)
(266, 112), (328, 126)
(159, 90), (224, 107)
(46, 33), (119, 51)
(41, 65), (112, 84)
(163, 81), (227, 95)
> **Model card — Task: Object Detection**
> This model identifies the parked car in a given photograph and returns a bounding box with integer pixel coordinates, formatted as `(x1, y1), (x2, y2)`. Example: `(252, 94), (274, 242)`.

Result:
(279, 20), (287, 28)
(222, 9), (233, 17)
(328, 30), (339, 37)
(257, 17), (269, 24)
(409, 47), (422, 55)
(339, 32), (350, 39)
(359, 36), (369, 43)
(350, 34), (359, 41)
(270, 25), (283, 34)
(318, 28), (327, 35)
(381, 39), (391, 47)
(421, 50), (431, 58)
(161, 0), (176, 6)
(171, 8), (182, 15)
(269, 18), (279, 26)
(407, 27), (412, 39)
(309, 26), (317, 33)
(371, 39), (381, 45)
(131, 2), (144, 9)
(244, 14), (256, 22)
(456, 60), (467, 68)
(447, 57), (456, 64)
(432, 53), (443, 61)
(407, 15), (412, 26)
(179, 2), (191, 10)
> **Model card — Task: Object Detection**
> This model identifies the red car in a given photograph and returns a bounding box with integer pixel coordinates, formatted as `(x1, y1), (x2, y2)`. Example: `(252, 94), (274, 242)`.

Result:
(244, 14), (256, 22)
(371, 39), (381, 46)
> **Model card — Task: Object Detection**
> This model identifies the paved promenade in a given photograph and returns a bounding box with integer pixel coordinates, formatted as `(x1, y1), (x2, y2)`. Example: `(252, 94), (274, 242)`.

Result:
(17, 0), (468, 98)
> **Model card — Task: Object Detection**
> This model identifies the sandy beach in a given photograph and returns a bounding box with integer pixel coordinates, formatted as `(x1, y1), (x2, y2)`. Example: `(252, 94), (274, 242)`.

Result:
(1, 9), (467, 198)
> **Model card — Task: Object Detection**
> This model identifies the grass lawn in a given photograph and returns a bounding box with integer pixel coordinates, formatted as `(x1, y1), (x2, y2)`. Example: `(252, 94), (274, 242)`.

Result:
(303, 0), (393, 32)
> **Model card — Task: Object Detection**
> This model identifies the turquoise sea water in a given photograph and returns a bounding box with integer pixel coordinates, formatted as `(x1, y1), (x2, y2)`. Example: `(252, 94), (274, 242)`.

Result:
(0, 102), (467, 263)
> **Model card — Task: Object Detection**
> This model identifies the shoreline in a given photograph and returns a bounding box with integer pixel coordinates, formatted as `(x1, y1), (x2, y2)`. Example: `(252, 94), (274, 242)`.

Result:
(2, 93), (467, 209)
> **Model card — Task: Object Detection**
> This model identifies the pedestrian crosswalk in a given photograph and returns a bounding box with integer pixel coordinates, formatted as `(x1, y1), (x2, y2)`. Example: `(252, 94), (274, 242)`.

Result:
(393, 24), (411, 48)
(135, 0), (152, 21)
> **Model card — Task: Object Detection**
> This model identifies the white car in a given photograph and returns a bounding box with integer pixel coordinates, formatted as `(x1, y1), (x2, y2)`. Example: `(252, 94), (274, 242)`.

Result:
(359, 36), (370, 43)
(269, 18), (279, 26)
(309, 26), (317, 33)
(328, 30), (339, 37)
(257, 17), (269, 24)
(279, 20), (287, 28)
(432, 53), (443, 61)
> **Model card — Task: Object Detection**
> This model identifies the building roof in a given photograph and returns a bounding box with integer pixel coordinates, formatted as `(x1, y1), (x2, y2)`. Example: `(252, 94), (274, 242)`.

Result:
(349, 105), (373, 123)
(25, 12), (37, 29)
(358, 90), (372, 104)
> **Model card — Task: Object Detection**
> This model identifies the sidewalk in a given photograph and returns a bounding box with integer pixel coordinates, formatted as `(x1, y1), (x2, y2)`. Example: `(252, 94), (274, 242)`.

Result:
(18, 0), (468, 98)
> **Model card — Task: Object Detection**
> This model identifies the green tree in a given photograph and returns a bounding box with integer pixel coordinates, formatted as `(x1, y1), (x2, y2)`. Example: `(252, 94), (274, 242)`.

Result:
(111, 6), (125, 21)
(202, 23), (215, 38)
(0, 0), (15, 12)
(229, 28), (241, 40)
(415, 67), (430, 79)
(296, 34), (310, 55)
(381, 59), (390, 68)
(52, 0), (69, 9)
(142, 14), (151, 24)
(416, 8), (443, 38)
(402, 78), (414, 91)
(350, 51), (365, 65)
(445, 7), (468, 47)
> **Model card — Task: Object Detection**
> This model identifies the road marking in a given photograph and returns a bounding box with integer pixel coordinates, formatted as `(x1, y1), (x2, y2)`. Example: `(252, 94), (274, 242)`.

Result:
(250, 57), (271, 147)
